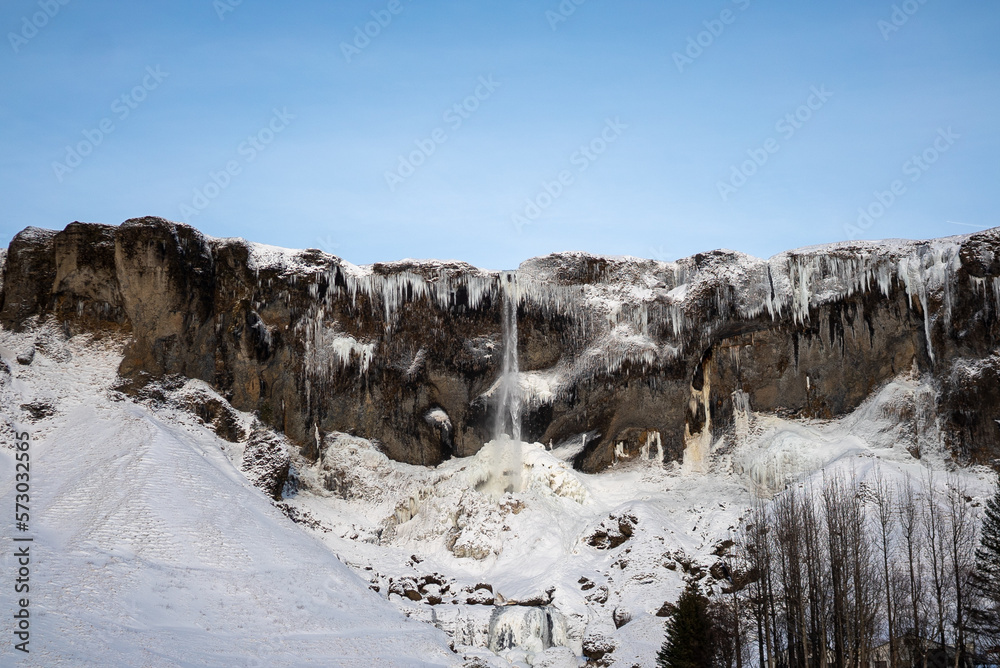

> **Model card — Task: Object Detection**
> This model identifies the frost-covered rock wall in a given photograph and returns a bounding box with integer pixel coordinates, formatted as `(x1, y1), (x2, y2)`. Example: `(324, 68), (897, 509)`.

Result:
(2, 217), (999, 469)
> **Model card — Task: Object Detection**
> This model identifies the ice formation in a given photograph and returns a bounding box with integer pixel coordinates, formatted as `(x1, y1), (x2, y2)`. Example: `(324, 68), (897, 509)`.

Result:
(487, 605), (571, 655)
(639, 430), (665, 463)
(682, 358), (713, 474)
(475, 436), (525, 498)
(732, 389), (751, 443)
(248, 232), (987, 354)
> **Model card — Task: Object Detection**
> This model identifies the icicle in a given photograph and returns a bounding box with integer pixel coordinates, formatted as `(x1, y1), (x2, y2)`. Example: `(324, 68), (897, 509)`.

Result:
(641, 430), (664, 462)
(732, 389), (751, 442)
(614, 441), (628, 462)
(919, 288), (935, 364)
(788, 256), (815, 324)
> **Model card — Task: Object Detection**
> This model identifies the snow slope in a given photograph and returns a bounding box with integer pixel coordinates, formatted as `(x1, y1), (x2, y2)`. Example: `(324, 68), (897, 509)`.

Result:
(0, 329), (458, 667)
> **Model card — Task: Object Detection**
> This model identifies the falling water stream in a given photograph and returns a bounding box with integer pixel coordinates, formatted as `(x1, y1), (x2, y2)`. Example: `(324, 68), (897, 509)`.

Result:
(495, 271), (522, 441)
(480, 271), (524, 496)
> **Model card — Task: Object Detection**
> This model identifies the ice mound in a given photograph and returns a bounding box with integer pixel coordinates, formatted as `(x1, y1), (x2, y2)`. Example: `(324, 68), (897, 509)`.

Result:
(731, 372), (941, 495)
(733, 421), (863, 495)
(469, 437), (588, 504)
(473, 436), (525, 497)
(488, 605), (571, 655)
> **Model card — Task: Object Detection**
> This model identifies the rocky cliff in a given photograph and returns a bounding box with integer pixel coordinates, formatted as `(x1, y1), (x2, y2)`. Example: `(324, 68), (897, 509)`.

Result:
(2, 217), (998, 470)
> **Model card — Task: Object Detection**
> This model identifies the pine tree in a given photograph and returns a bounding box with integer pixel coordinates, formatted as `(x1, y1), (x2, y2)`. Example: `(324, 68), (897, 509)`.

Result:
(972, 471), (1000, 649)
(658, 581), (714, 668)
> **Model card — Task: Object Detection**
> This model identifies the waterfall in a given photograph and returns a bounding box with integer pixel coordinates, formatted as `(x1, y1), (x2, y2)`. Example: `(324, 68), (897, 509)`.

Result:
(481, 271), (524, 496)
(494, 271), (522, 441)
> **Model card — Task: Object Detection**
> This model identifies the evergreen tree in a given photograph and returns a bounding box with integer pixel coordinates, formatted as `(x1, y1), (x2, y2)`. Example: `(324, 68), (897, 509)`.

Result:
(973, 470), (1000, 649)
(658, 581), (714, 668)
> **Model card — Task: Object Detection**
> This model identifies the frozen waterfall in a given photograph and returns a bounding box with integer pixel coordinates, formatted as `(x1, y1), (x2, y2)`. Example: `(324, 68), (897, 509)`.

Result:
(487, 605), (571, 655)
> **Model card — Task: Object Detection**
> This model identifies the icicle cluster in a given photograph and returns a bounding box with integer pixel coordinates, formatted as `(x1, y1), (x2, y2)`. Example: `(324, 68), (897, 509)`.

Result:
(293, 263), (503, 391)
(970, 275), (1000, 312)
(242, 232), (997, 414)
(342, 270), (496, 322)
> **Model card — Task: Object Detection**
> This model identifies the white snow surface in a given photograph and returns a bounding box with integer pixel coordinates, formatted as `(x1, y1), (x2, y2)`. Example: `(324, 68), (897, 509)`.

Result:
(0, 324), (995, 667)
(0, 329), (457, 667)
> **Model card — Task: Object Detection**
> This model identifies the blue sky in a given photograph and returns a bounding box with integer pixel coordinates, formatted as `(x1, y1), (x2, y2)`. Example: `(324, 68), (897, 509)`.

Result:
(1, 0), (997, 269)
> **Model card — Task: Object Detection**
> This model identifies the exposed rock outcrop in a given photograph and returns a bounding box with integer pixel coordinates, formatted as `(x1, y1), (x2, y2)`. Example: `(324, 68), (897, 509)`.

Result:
(1, 217), (998, 470)
(241, 424), (291, 500)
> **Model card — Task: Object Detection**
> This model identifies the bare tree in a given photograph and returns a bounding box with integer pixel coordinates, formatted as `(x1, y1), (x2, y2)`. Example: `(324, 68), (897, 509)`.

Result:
(946, 474), (978, 668)
(898, 472), (927, 666)
(733, 465), (981, 668)
(845, 471), (878, 668)
(869, 465), (897, 668)
(740, 497), (774, 668)
(775, 489), (808, 667)
(824, 472), (851, 668)
(924, 469), (951, 647)
(801, 482), (829, 668)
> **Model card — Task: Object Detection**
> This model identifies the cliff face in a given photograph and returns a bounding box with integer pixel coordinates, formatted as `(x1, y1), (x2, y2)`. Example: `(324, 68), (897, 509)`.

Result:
(2, 217), (999, 470)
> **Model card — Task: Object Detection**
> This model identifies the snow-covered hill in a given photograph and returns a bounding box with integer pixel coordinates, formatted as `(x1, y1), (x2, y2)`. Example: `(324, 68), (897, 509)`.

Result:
(0, 329), (457, 667)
